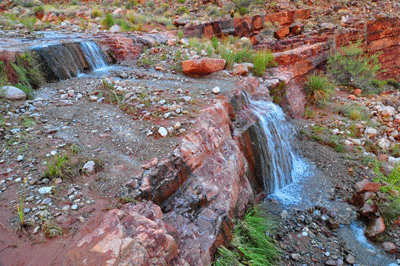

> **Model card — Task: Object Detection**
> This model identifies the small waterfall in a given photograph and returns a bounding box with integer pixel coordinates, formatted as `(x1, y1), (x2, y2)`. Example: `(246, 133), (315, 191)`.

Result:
(32, 40), (108, 81)
(249, 100), (296, 194)
(80, 41), (108, 71)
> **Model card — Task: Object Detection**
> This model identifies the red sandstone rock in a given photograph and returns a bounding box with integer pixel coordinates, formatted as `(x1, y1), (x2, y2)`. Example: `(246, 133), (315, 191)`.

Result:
(360, 200), (377, 217)
(66, 202), (178, 265)
(355, 179), (381, 193)
(274, 27), (290, 39)
(182, 58), (226, 76)
(348, 95), (356, 100)
(354, 89), (362, 95)
(365, 217), (385, 238)
(252, 15), (263, 30)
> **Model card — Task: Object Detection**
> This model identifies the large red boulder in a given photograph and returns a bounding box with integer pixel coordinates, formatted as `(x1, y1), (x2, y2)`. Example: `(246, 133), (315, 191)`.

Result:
(182, 58), (226, 76)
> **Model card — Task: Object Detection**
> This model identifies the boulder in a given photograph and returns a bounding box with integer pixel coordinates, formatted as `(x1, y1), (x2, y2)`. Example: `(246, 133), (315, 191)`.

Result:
(382, 242), (397, 253)
(182, 58), (226, 76)
(232, 63), (254, 76)
(365, 217), (385, 238)
(66, 202), (178, 265)
(0, 86), (26, 101)
(355, 179), (380, 193)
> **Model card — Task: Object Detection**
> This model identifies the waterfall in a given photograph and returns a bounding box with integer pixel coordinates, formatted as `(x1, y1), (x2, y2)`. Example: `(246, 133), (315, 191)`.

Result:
(32, 40), (108, 81)
(79, 41), (108, 71)
(249, 100), (296, 194)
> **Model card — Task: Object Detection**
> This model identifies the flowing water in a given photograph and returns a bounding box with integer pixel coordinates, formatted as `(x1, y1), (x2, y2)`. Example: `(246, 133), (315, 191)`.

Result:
(249, 99), (310, 204)
(32, 40), (108, 80)
(79, 41), (108, 71)
(249, 100), (398, 265)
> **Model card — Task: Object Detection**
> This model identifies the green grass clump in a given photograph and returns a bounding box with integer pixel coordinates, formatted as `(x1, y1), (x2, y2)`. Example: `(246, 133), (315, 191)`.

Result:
(213, 206), (279, 266)
(252, 50), (277, 76)
(115, 19), (131, 31)
(335, 103), (369, 121)
(327, 41), (381, 92)
(102, 14), (115, 29)
(304, 74), (334, 105)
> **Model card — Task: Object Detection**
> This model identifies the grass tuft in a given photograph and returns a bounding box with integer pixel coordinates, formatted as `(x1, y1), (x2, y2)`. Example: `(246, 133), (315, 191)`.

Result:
(214, 206), (279, 266)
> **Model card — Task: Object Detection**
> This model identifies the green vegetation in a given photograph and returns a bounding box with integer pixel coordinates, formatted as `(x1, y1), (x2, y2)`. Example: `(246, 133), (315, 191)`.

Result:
(335, 103), (369, 121)
(102, 13), (115, 29)
(17, 196), (25, 226)
(373, 163), (400, 226)
(252, 51), (277, 76)
(304, 74), (334, 105)
(327, 41), (381, 93)
(214, 206), (279, 266)
(1, 51), (46, 99)
(43, 155), (71, 180)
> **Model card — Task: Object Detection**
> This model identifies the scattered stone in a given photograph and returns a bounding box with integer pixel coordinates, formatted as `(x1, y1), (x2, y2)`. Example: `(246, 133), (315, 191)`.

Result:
(38, 186), (53, 194)
(382, 242), (397, 253)
(17, 155), (24, 162)
(291, 253), (301, 261)
(212, 86), (221, 94)
(325, 259), (338, 266)
(365, 217), (385, 238)
(82, 160), (95, 174)
(345, 254), (355, 264)
(71, 204), (78, 210)
(158, 127), (168, 137)
(326, 218), (340, 230)
(0, 86), (26, 101)
(355, 179), (380, 193)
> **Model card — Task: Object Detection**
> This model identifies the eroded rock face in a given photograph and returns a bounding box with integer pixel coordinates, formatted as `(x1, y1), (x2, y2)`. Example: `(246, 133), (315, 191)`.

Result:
(66, 202), (178, 266)
(182, 58), (226, 76)
(162, 100), (254, 265)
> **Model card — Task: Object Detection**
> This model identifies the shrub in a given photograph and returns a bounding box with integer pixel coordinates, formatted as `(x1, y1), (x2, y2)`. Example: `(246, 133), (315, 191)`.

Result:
(327, 41), (381, 92)
(304, 74), (334, 105)
(211, 36), (219, 51)
(251, 50), (277, 76)
(115, 19), (131, 31)
(238, 7), (249, 15)
(102, 14), (115, 29)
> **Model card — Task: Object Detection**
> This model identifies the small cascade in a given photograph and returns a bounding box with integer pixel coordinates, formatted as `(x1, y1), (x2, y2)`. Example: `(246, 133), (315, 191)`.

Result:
(249, 100), (297, 194)
(80, 41), (108, 70)
(32, 40), (108, 81)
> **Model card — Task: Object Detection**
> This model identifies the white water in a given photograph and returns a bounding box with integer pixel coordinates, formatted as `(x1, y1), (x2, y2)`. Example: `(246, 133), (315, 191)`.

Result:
(249, 100), (310, 205)
(80, 41), (108, 71)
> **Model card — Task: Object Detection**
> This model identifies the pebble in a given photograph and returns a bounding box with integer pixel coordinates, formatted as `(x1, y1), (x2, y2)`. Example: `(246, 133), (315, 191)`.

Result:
(38, 186), (52, 194)
(291, 253), (301, 261)
(62, 205), (70, 211)
(42, 198), (52, 205)
(17, 155), (24, 162)
(83, 160), (95, 174)
(212, 86), (221, 94)
(158, 127), (168, 137)
(71, 204), (78, 210)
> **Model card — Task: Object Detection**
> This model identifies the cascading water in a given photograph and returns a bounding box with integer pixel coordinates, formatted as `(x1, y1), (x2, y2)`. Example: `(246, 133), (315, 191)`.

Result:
(32, 40), (108, 81)
(249, 99), (309, 204)
(79, 41), (108, 71)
